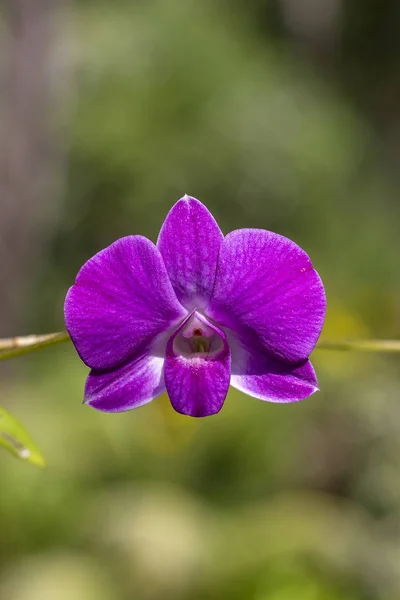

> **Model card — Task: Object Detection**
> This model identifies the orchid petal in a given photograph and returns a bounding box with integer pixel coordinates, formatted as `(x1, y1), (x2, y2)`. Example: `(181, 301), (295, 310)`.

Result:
(65, 236), (186, 370)
(85, 352), (165, 412)
(207, 229), (326, 363)
(164, 313), (230, 417)
(157, 196), (223, 311)
(229, 332), (318, 402)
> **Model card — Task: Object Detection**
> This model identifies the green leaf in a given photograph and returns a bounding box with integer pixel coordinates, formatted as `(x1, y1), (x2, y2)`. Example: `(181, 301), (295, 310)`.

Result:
(0, 406), (45, 467)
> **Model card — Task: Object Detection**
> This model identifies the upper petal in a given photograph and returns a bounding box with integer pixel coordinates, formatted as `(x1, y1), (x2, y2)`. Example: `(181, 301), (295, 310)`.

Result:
(65, 235), (187, 370)
(164, 312), (231, 417)
(229, 331), (318, 403)
(157, 196), (223, 310)
(207, 229), (326, 363)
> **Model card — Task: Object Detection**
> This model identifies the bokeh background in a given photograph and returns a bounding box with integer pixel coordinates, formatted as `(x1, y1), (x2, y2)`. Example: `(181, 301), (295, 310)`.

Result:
(1, 0), (400, 598)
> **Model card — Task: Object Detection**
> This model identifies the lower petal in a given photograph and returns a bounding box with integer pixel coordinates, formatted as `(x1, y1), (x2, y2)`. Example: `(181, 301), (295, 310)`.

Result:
(164, 314), (231, 417)
(229, 334), (318, 403)
(85, 353), (165, 413)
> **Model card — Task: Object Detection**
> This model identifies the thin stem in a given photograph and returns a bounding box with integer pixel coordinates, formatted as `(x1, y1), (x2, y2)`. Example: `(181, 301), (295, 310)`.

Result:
(316, 339), (400, 353)
(1, 332), (400, 362)
(0, 331), (71, 360)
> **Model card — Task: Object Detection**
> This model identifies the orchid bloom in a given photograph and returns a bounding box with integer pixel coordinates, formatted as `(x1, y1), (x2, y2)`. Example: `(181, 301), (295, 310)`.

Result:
(64, 196), (326, 417)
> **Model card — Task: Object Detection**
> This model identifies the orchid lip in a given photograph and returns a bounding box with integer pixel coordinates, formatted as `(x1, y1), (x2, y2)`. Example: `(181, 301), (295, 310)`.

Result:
(165, 307), (231, 417)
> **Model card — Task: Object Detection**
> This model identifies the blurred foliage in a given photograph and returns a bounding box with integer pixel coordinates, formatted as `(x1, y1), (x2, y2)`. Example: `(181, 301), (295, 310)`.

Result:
(38, 0), (400, 335)
(2, 346), (400, 600)
(2, 0), (400, 599)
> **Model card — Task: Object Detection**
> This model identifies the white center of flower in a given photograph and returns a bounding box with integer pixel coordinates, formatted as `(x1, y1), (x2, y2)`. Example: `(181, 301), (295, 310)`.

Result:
(173, 314), (224, 358)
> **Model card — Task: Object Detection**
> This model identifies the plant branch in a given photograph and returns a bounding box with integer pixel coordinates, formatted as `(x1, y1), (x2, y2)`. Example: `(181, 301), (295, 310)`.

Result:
(316, 339), (400, 352)
(0, 331), (70, 360)
(1, 332), (400, 361)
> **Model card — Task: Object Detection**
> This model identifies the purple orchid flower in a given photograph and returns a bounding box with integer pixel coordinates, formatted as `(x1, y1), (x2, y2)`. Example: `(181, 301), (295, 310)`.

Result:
(64, 195), (326, 417)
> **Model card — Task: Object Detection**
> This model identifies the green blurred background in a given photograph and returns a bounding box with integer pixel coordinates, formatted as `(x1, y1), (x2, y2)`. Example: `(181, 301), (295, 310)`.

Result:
(1, 0), (400, 598)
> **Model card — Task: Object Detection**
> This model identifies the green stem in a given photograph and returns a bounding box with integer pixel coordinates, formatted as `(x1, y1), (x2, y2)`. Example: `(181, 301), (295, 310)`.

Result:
(316, 339), (400, 352)
(1, 332), (400, 361)
(0, 331), (71, 361)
